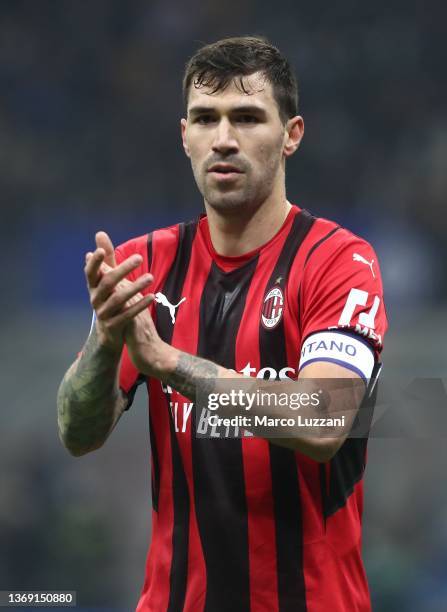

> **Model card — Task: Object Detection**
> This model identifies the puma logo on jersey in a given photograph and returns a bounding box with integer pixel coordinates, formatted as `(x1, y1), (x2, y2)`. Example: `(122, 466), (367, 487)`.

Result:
(154, 292), (186, 323)
(353, 253), (375, 278)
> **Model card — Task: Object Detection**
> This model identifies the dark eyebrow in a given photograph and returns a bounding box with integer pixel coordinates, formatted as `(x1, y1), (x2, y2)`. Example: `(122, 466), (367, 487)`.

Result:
(188, 105), (267, 118)
(231, 106), (267, 117)
(188, 106), (215, 117)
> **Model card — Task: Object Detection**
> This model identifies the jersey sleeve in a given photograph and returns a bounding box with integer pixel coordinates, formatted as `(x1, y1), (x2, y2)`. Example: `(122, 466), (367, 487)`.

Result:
(299, 229), (388, 380)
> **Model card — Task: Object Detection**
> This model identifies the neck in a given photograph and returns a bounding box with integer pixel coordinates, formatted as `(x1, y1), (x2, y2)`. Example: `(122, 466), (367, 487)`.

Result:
(205, 193), (292, 257)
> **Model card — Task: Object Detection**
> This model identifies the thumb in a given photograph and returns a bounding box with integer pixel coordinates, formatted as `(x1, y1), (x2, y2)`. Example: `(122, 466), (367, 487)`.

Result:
(95, 231), (117, 267)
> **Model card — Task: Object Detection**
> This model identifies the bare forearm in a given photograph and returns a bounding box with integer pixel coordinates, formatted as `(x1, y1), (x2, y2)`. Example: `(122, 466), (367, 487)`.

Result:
(165, 351), (221, 400)
(163, 351), (361, 461)
(57, 328), (126, 456)
(125, 311), (363, 461)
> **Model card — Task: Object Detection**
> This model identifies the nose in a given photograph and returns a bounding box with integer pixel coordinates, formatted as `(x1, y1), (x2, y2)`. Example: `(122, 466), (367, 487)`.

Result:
(211, 118), (239, 156)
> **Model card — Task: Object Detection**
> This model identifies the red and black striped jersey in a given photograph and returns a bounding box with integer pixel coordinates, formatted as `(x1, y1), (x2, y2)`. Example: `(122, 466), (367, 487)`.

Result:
(115, 205), (387, 612)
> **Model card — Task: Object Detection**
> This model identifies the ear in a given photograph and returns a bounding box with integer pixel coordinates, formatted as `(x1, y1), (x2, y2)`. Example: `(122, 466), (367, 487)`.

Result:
(283, 116), (304, 158)
(181, 118), (190, 158)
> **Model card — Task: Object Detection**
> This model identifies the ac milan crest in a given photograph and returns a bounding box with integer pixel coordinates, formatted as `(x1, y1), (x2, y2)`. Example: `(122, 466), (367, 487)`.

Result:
(261, 286), (284, 329)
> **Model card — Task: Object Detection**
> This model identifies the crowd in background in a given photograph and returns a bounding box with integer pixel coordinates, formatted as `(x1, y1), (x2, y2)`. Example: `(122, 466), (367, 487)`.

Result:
(1, 1), (446, 306)
(1, 1), (446, 610)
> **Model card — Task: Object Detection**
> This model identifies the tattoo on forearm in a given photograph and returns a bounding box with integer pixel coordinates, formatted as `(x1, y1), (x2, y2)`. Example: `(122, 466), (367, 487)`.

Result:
(57, 328), (123, 454)
(166, 352), (218, 401)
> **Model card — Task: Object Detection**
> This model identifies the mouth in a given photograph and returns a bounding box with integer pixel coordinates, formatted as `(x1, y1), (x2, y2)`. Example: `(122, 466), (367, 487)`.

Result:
(207, 164), (244, 182)
(208, 164), (243, 174)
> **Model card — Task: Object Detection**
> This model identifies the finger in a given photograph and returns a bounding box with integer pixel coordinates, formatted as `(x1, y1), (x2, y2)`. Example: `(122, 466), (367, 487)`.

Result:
(96, 274), (153, 319)
(96, 231), (116, 268)
(98, 259), (152, 296)
(91, 254), (143, 307)
(115, 273), (153, 294)
(85, 248), (106, 289)
(105, 294), (153, 328)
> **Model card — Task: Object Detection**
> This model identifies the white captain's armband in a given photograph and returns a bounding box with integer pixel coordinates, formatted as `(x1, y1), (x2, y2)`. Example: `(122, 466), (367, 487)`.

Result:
(299, 331), (375, 381)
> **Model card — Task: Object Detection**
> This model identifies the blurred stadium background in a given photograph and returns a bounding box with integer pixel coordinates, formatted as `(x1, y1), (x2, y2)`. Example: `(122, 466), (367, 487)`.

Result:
(1, 1), (446, 610)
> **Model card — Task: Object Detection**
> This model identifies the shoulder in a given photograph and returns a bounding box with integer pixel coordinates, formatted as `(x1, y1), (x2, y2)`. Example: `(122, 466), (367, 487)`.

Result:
(304, 213), (378, 271)
(298, 213), (387, 353)
(115, 222), (176, 255)
(115, 233), (151, 260)
(115, 218), (199, 280)
(116, 218), (199, 257)
(299, 211), (385, 308)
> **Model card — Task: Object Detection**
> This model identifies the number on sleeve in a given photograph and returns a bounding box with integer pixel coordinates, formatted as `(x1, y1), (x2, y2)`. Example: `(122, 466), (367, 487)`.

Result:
(338, 288), (380, 329)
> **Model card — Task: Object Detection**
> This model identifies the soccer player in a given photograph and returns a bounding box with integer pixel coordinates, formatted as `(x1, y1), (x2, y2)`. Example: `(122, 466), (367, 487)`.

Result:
(57, 37), (387, 612)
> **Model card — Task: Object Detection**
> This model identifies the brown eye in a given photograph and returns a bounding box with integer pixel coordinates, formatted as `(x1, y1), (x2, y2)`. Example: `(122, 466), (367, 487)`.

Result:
(237, 115), (259, 123)
(196, 115), (215, 124)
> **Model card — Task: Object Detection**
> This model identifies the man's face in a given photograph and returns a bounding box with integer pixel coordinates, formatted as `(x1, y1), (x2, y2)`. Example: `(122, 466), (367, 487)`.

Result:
(181, 71), (295, 214)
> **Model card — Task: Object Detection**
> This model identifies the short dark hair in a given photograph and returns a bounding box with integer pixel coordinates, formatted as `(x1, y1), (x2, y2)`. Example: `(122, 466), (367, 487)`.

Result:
(183, 36), (298, 123)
